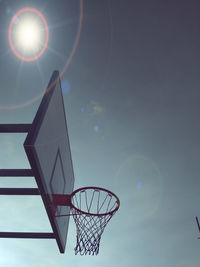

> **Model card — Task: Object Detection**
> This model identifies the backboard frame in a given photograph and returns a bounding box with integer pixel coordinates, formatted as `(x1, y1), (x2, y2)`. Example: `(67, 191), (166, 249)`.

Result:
(24, 71), (74, 253)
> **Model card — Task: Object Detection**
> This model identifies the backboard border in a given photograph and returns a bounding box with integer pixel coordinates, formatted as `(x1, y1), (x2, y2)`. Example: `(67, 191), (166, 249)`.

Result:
(24, 70), (75, 253)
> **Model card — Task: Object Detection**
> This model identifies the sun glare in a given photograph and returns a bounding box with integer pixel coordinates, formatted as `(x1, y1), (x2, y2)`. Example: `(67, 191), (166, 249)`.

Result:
(9, 8), (49, 61)
(15, 19), (42, 52)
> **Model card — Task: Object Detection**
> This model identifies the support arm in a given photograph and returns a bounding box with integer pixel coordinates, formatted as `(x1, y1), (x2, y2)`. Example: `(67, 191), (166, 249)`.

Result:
(0, 124), (32, 133)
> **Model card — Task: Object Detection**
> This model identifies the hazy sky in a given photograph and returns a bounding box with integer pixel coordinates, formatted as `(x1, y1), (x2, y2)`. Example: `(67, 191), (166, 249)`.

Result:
(0, 0), (200, 266)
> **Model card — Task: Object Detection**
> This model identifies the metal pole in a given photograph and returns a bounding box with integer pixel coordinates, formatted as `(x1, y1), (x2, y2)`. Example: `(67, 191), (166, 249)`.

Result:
(0, 232), (54, 239)
(0, 124), (32, 133)
(0, 169), (33, 177)
(0, 188), (40, 195)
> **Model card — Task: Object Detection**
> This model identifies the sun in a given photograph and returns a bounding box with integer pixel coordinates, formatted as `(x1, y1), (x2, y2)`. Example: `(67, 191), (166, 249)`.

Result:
(8, 8), (49, 62)
(15, 19), (42, 53)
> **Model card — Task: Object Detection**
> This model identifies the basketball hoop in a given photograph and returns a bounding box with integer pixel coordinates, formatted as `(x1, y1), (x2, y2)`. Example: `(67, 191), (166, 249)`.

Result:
(53, 186), (120, 255)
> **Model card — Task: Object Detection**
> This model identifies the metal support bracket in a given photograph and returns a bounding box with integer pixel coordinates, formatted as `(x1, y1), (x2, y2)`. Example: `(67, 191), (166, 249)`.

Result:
(0, 124), (32, 133)
(0, 123), (58, 243)
(0, 169), (33, 177)
(0, 232), (54, 239)
(52, 194), (71, 207)
(0, 188), (40, 195)
(51, 194), (71, 216)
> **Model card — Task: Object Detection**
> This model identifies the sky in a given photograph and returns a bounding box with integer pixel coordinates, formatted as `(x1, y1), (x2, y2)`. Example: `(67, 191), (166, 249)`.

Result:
(0, 0), (200, 266)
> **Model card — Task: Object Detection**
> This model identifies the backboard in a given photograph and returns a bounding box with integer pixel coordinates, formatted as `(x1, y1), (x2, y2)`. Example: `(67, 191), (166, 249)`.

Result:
(24, 71), (74, 253)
